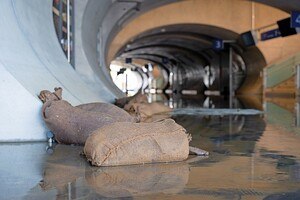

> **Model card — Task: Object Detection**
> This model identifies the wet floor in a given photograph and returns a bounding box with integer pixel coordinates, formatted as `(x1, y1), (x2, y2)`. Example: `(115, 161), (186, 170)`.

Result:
(1, 97), (300, 199)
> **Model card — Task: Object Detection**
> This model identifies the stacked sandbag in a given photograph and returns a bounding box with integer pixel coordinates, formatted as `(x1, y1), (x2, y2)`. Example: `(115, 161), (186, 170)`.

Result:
(114, 91), (147, 108)
(84, 119), (191, 166)
(116, 92), (172, 121)
(39, 88), (136, 145)
(126, 102), (172, 122)
(76, 102), (139, 122)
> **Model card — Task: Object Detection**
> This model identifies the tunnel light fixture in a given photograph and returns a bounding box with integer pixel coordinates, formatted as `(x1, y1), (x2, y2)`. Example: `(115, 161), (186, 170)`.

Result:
(204, 90), (221, 96)
(181, 90), (197, 95)
(149, 89), (157, 94)
(165, 89), (172, 94)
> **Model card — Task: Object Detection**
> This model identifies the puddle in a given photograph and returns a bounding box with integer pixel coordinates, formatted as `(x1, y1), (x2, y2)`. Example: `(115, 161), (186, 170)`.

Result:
(172, 108), (263, 116)
(1, 97), (300, 199)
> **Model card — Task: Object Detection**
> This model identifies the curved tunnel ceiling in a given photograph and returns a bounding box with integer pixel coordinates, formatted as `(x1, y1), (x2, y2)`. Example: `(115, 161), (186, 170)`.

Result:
(113, 24), (265, 94)
(77, 0), (300, 98)
(116, 24), (243, 64)
(252, 0), (300, 12)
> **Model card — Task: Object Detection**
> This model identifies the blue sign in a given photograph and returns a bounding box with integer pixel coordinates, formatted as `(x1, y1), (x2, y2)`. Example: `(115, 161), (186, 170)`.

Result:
(291, 11), (300, 28)
(213, 39), (224, 50)
(261, 29), (281, 41)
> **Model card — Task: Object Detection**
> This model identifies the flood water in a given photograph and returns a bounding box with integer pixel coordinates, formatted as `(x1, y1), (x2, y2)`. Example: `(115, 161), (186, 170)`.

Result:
(1, 96), (300, 199)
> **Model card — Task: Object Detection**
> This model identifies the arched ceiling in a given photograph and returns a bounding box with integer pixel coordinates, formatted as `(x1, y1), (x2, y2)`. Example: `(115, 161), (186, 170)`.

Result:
(78, 0), (300, 96)
(106, 0), (299, 65)
(252, 0), (300, 12)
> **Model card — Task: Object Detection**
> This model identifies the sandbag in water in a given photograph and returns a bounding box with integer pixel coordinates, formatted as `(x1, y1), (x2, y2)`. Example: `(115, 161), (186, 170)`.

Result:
(84, 119), (191, 166)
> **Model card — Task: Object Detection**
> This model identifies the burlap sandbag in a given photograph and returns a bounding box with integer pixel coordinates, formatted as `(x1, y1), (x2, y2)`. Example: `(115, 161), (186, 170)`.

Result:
(84, 119), (191, 166)
(39, 88), (135, 122)
(40, 88), (136, 145)
(125, 102), (172, 121)
(115, 91), (147, 108)
(42, 100), (136, 145)
(38, 87), (62, 102)
(115, 92), (171, 121)
(76, 102), (139, 122)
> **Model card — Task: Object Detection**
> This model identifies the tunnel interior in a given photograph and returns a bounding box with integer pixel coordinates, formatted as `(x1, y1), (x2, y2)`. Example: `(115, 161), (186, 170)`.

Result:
(2, 1), (300, 198)
(108, 24), (266, 97)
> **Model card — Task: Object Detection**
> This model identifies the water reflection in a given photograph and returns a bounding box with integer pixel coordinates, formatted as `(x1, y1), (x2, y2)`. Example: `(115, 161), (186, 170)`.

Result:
(30, 144), (207, 199)
(2, 95), (300, 199)
(173, 114), (265, 157)
(39, 145), (86, 193)
(85, 162), (189, 198)
(165, 94), (263, 110)
(30, 112), (299, 199)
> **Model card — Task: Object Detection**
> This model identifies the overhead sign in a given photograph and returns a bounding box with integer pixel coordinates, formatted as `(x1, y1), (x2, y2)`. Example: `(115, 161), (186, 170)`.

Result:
(277, 17), (297, 37)
(213, 39), (224, 50)
(291, 11), (300, 28)
(125, 57), (132, 64)
(261, 29), (281, 41)
(241, 30), (257, 47)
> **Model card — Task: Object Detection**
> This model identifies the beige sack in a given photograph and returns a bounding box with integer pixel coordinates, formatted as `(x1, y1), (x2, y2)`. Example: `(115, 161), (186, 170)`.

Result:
(115, 92), (147, 108)
(76, 102), (138, 122)
(39, 88), (136, 145)
(84, 119), (190, 166)
(127, 102), (172, 120)
(42, 100), (136, 145)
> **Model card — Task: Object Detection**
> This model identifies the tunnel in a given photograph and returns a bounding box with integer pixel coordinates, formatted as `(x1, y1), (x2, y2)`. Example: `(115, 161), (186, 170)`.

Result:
(0, 0), (300, 142)
(111, 24), (265, 96)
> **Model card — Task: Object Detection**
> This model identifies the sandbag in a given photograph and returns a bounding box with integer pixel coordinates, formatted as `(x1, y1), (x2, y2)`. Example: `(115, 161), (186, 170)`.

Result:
(84, 119), (191, 166)
(115, 91), (147, 108)
(76, 102), (138, 122)
(42, 100), (136, 145)
(38, 87), (62, 103)
(141, 112), (172, 123)
(40, 88), (136, 145)
(125, 102), (172, 121)
(116, 92), (172, 121)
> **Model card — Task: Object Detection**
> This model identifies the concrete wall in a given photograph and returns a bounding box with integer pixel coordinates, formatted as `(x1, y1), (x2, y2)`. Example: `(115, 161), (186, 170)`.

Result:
(0, 0), (179, 142)
(0, 0), (116, 141)
(74, 0), (118, 100)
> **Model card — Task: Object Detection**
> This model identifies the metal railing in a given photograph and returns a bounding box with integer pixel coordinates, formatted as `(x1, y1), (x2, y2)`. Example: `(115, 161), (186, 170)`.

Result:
(264, 52), (300, 88)
(52, 0), (74, 67)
